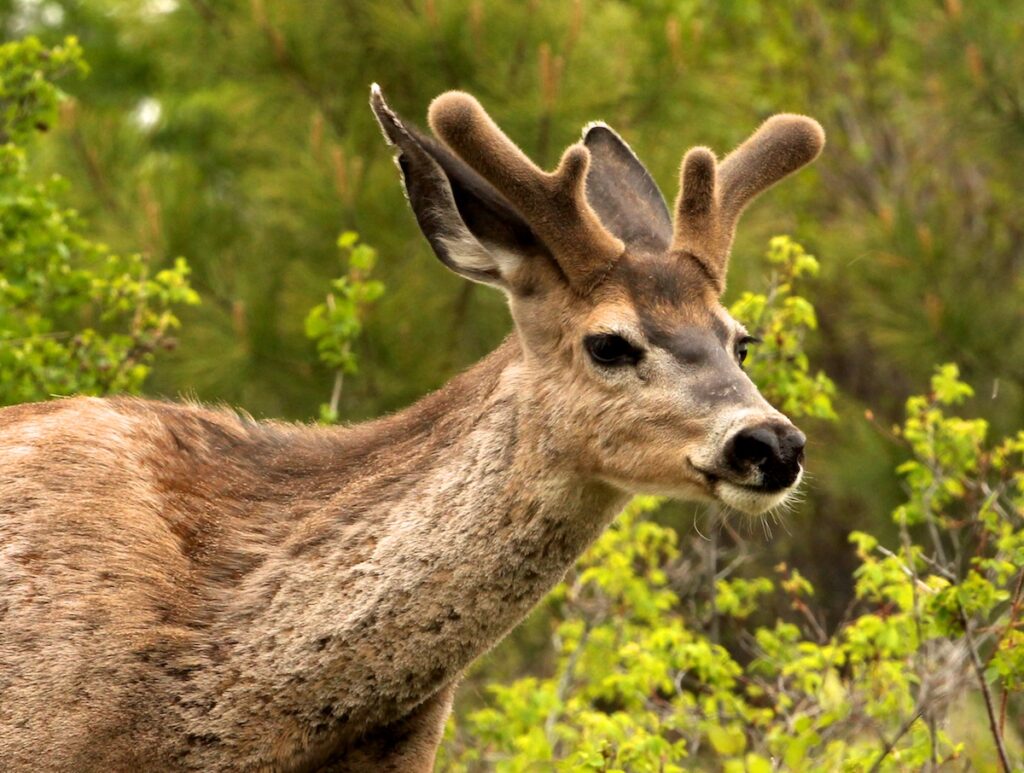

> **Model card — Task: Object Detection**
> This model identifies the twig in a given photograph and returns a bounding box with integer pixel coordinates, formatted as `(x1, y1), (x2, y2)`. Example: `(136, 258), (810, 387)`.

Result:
(875, 544), (937, 594)
(544, 622), (590, 748)
(917, 550), (958, 582)
(713, 550), (750, 582)
(998, 689), (1009, 742)
(929, 713), (938, 772)
(921, 450), (949, 569)
(868, 708), (923, 773)
(0, 330), (74, 345)
(323, 292), (347, 419)
(996, 567), (1024, 736)
(187, 0), (232, 37)
(792, 597), (829, 644)
(328, 370), (344, 418)
(1002, 568), (1024, 636)
(960, 609), (1011, 772)
(706, 506), (721, 644)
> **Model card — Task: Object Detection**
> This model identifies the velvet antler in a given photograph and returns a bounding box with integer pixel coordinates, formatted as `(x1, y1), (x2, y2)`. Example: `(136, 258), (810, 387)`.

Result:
(429, 92), (624, 293)
(672, 114), (825, 291)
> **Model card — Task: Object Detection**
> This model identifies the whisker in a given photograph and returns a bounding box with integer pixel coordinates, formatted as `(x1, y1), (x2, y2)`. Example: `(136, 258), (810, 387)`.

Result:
(693, 506), (710, 541)
(712, 510), (729, 538)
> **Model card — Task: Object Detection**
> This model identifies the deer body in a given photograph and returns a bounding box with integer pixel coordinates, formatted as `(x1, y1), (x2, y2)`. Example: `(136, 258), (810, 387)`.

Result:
(0, 340), (626, 770)
(0, 88), (824, 770)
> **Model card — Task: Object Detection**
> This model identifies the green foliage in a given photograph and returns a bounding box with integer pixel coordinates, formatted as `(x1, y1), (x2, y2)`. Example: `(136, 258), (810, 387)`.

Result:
(14, 0), (1020, 429)
(0, 34), (85, 146)
(729, 236), (836, 421)
(0, 36), (196, 404)
(303, 231), (384, 423)
(440, 242), (1023, 772)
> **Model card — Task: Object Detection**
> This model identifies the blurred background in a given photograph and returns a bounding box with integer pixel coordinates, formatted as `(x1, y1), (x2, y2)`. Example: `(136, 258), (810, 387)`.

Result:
(2, 0), (1022, 758)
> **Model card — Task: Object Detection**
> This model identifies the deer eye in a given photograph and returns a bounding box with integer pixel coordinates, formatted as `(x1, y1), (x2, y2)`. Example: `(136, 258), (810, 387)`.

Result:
(736, 335), (760, 366)
(585, 334), (643, 367)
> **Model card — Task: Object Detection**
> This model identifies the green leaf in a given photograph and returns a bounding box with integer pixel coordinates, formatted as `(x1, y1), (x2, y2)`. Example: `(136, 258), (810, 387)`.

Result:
(707, 725), (746, 756)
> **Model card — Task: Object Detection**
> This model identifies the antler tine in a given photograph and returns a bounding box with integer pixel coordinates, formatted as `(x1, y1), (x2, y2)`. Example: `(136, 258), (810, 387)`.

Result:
(672, 114), (825, 291)
(718, 114), (825, 220)
(429, 91), (624, 292)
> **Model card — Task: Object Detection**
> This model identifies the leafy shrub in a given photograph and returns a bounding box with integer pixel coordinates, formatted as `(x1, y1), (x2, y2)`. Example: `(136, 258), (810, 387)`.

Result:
(0, 36), (197, 405)
(440, 239), (1023, 772)
(304, 230), (384, 423)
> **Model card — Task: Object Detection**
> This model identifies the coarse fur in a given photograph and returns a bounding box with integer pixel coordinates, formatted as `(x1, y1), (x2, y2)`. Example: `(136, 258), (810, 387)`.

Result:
(0, 87), (824, 771)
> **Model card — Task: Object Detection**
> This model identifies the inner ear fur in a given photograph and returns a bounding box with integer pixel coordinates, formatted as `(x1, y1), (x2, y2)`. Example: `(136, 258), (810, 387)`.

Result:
(370, 85), (549, 289)
(582, 123), (672, 254)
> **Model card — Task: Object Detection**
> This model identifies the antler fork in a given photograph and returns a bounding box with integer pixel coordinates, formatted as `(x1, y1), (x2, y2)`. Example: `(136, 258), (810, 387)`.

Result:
(672, 114), (825, 291)
(429, 92), (624, 293)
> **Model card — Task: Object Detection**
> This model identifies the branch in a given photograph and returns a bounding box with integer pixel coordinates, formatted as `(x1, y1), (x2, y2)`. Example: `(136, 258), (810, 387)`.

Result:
(251, 0), (347, 136)
(868, 708), (924, 773)
(960, 608), (1011, 772)
(68, 125), (120, 213)
(544, 622), (590, 748)
(996, 568), (1024, 737)
(187, 0), (232, 37)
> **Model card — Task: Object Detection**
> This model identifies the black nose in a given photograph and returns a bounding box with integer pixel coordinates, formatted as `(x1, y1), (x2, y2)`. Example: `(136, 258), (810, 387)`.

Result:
(725, 422), (806, 491)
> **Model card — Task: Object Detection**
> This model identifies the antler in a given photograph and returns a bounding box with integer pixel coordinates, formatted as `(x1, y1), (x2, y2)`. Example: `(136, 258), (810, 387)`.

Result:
(672, 114), (825, 290)
(429, 92), (624, 293)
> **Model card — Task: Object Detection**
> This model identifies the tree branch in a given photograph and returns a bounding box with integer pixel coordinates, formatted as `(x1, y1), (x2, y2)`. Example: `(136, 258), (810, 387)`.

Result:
(960, 608), (1011, 772)
(186, 0), (232, 37)
(868, 708), (923, 773)
(250, 0), (347, 137)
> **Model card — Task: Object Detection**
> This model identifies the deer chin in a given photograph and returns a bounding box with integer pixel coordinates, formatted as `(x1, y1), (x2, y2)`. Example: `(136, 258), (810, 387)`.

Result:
(712, 472), (802, 515)
(686, 457), (802, 516)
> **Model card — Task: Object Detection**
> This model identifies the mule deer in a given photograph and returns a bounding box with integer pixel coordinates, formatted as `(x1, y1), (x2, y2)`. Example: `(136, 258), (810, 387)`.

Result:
(0, 86), (823, 771)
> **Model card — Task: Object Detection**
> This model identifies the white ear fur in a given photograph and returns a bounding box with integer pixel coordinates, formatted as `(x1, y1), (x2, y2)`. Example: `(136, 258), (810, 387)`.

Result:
(437, 235), (523, 276)
(371, 84), (535, 291)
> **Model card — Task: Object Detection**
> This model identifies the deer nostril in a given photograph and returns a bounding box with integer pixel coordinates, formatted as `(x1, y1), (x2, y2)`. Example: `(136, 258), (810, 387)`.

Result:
(781, 426), (806, 465)
(726, 423), (805, 491)
(728, 426), (779, 469)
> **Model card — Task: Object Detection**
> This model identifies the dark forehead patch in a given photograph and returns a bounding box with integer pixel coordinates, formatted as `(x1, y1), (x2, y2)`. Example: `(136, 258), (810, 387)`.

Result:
(643, 324), (721, 365)
(611, 252), (732, 349)
(614, 252), (718, 307)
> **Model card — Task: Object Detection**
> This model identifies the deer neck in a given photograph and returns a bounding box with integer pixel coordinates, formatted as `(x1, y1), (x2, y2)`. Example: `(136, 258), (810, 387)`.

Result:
(209, 336), (628, 749)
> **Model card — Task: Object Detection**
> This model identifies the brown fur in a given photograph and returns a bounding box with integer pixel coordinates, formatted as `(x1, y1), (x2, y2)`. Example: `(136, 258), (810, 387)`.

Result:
(428, 91), (625, 292)
(672, 114), (826, 288)
(0, 88), (823, 771)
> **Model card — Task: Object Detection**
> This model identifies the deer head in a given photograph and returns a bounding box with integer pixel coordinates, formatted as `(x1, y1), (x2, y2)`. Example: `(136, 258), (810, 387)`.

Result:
(371, 86), (824, 515)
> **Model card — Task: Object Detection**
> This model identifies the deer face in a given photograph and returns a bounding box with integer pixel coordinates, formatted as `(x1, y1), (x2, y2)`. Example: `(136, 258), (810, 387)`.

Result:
(371, 87), (823, 515)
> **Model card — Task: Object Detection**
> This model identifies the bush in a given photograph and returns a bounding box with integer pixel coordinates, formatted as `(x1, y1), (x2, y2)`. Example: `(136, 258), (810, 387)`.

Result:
(0, 36), (196, 405)
(304, 230), (384, 423)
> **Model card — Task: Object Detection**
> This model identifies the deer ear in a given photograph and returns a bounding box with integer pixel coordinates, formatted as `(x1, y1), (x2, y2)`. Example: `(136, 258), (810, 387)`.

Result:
(583, 123), (672, 253)
(370, 85), (545, 290)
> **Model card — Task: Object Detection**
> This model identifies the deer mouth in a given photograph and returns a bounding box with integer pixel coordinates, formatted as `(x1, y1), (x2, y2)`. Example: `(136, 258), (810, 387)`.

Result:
(689, 461), (802, 516)
(714, 476), (800, 515)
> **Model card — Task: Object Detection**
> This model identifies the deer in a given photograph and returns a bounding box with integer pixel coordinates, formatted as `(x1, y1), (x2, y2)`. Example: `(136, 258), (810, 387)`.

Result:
(0, 85), (823, 771)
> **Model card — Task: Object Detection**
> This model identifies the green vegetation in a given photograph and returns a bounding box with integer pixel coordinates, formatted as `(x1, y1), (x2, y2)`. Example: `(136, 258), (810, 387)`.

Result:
(1, 2), (1022, 768)
(304, 231), (385, 423)
(0, 36), (196, 404)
